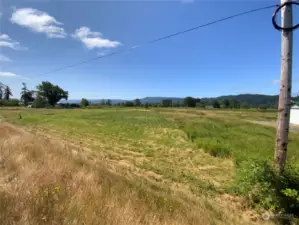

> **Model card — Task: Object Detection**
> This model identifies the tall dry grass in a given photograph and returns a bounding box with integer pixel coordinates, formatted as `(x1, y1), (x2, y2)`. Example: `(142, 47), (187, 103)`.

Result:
(0, 123), (206, 225)
(0, 123), (271, 225)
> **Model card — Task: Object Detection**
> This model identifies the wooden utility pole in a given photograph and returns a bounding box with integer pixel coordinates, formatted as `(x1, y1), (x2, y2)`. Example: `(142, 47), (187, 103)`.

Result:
(275, 0), (293, 174)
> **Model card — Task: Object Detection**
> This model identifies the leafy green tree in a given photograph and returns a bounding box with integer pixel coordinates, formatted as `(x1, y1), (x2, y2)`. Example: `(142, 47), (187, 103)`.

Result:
(222, 99), (230, 108)
(20, 83), (35, 106)
(162, 99), (172, 107)
(4, 86), (12, 100)
(135, 98), (141, 106)
(106, 99), (112, 106)
(80, 98), (89, 107)
(240, 102), (249, 109)
(229, 99), (240, 109)
(36, 81), (68, 106)
(184, 97), (196, 107)
(212, 100), (220, 108)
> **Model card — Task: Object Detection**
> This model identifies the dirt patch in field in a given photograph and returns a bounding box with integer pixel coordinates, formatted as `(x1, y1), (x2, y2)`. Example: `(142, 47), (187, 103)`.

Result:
(247, 120), (299, 133)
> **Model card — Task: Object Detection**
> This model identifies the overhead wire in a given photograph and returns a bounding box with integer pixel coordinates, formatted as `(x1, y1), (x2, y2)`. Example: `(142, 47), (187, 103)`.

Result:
(4, 3), (281, 81)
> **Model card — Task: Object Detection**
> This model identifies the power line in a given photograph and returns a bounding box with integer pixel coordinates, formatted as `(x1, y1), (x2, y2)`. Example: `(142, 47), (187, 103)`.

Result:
(13, 4), (280, 79)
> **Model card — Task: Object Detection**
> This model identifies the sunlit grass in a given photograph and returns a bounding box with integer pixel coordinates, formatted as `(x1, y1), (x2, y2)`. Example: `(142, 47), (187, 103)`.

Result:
(1, 107), (299, 223)
(0, 122), (260, 225)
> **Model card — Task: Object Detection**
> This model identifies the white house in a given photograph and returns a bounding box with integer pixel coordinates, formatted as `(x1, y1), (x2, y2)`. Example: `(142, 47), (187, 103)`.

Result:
(290, 102), (299, 125)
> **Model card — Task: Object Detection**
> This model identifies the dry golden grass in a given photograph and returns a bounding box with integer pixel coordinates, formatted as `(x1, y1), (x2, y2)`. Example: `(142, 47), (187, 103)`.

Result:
(0, 122), (272, 225)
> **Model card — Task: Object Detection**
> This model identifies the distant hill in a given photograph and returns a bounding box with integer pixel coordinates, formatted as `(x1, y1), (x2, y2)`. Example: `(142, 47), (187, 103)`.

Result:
(59, 94), (299, 107)
(201, 94), (279, 107)
(140, 97), (184, 104)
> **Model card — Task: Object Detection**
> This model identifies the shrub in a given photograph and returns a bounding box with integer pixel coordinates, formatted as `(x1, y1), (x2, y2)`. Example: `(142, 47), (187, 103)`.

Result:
(124, 101), (134, 107)
(32, 96), (47, 108)
(230, 160), (299, 217)
(0, 99), (19, 107)
(57, 103), (80, 108)
(258, 104), (268, 112)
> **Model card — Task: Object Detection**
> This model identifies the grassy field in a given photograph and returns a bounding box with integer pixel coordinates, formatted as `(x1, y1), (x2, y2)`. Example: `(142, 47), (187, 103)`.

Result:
(1, 107), (299, 224)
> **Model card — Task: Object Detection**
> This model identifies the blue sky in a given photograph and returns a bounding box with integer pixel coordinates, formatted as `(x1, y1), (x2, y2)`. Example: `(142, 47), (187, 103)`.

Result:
(0, 0), (298, 99)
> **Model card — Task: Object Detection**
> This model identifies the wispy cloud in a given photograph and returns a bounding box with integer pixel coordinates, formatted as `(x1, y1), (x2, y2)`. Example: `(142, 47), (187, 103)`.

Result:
(0, 72), (17, 77)
(0, 34), (22, 50)
(0, 71), (30, 80)
(72, 26), (121, 49)
(0, 54), (11, 62)
(11, 8), (67, 38)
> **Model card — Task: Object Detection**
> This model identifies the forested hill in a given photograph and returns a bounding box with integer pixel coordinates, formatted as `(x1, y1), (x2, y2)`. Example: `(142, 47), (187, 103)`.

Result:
(201, 94), (279, 107)
(142, 94), (299, 107)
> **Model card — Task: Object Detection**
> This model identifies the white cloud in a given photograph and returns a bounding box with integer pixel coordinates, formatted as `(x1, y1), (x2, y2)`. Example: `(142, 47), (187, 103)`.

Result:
(0, 72), (17, 77)
(0, 71), (30, 80)
(0, 54), (11, 62)
(0, 34), (9, 39)
(0, 34), (21, 50)
(11, 8), (66, 38)
(72, 26), (121, 49)
(272, 79), (280, 85)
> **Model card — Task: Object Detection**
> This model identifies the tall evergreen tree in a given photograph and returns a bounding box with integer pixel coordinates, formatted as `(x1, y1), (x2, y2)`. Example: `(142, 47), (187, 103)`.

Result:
(20, 82), (35, 105)
(4, 86), (12, 100)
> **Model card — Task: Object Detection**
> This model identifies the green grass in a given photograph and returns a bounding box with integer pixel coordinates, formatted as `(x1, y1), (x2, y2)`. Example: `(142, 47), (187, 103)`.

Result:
(1, 107), (298, 199)
(173, 115), (299, 164)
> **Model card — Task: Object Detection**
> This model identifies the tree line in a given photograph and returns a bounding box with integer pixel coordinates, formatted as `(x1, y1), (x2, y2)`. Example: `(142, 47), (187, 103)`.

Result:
(0, 81), (284, 110)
